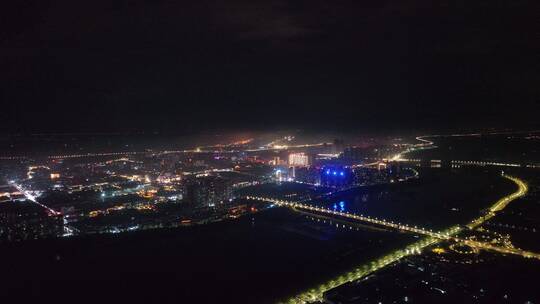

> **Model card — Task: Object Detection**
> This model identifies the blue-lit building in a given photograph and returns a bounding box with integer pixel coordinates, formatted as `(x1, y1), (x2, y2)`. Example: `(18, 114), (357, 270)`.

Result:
(320, 166), (353, 188)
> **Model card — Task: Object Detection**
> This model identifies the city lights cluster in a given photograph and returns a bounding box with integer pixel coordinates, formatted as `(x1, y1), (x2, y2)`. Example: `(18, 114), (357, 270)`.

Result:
(325, 169), (345, 176)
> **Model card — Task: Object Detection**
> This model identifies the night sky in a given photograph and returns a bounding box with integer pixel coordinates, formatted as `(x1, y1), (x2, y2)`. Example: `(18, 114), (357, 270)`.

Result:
(1, 0), (539, 134)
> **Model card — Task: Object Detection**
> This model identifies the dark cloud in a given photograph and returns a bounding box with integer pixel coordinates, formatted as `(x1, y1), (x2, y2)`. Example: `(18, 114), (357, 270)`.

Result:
(0, 0), (539, 134)
(213, 1), (318, 40)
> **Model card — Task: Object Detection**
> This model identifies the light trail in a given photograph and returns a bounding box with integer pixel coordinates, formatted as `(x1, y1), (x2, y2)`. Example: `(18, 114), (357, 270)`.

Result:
(250, 195), (540, 262)
(8, 181), (78, 237)
(282, 236), (444, 304)
(467, 174), (528, 229)
(9, 181), (60, 216)
(388, 132), (540, 169)
(388, 135), (437, 161)
(244, 174), (535, 303)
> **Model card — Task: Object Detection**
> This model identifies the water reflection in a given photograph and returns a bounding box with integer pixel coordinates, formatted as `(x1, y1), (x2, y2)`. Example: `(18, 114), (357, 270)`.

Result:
(332, 200), (347, 212)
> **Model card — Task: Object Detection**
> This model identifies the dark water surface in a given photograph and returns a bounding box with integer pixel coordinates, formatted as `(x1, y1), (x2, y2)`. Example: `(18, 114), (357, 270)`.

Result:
(0, 208), (413, 303)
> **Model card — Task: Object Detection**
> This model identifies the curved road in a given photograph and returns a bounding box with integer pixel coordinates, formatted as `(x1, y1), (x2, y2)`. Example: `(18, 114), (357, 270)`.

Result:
(245, 174), (534, 303)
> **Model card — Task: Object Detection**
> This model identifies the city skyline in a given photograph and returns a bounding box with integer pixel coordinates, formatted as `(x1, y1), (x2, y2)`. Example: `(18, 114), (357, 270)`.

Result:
(1, 1), (539, 303)
(1, 130), (539, 303)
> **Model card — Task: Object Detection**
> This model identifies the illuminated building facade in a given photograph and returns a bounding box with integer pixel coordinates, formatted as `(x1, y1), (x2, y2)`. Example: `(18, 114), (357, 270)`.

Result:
(184, 176), (232, 208)
(288, 153), (309, 167)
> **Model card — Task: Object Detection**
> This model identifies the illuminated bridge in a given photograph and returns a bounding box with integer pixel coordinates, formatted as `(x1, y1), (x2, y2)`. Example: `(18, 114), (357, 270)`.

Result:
(244, 175), (540, 260)
(246, 195), (454, 238)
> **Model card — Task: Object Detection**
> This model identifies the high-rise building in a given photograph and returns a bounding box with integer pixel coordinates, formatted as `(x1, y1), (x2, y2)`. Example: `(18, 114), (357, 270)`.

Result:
(183, 176), (232, 208)
(288, 153), (309, 167)
(289, 166), (295, 179)
(342, 147), (364, 162)
(271, 156), (283, 166)
(275, 169), (283, 182)
(332, 139), (345, 155)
